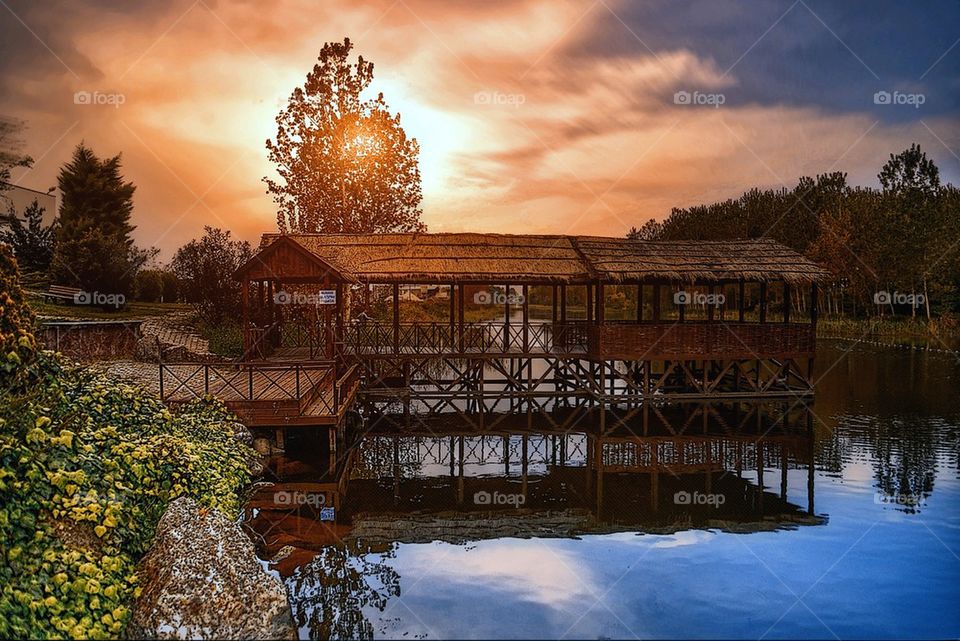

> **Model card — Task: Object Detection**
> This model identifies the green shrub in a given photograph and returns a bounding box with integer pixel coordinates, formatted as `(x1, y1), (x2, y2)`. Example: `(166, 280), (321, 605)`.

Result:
(200, 321), (244, 358)
(133, 270), (163, 303)
(0, 246), (254, 639)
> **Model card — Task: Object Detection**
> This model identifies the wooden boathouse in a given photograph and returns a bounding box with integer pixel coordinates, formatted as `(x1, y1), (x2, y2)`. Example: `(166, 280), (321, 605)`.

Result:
(154, 232), (830, 429)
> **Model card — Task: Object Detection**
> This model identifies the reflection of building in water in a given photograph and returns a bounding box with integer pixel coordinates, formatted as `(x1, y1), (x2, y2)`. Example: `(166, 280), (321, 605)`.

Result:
(244, 402), (824, 560)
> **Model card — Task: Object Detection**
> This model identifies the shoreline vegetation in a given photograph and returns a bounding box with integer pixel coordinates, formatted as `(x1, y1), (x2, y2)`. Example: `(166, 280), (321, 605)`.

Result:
(0, 246), (255, 639)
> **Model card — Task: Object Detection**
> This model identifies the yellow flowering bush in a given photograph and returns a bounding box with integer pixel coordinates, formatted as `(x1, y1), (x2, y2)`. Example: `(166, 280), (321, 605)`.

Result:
(0, 245), (254, 639)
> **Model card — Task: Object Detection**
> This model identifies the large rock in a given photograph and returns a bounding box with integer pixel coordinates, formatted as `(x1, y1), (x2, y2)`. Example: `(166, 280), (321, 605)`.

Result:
(127, 497), (296, 640)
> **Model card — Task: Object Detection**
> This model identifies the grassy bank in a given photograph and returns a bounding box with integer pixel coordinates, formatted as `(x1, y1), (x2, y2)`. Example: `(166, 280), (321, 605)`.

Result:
(817, 315), (959, 338)
(25, 295), (190, 321)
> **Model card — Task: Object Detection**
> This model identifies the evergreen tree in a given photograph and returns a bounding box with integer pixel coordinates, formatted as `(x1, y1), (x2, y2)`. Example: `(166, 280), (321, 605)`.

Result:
(1, 199), (57, 275)
(50, 144), (138, 301)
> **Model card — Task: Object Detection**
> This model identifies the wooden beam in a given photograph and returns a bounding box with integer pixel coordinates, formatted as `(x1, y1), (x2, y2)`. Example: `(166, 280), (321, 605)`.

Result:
(560, 284), (567, 324)
(783, 282), (791, 323)
(522, 284), (529, 353)
(596, 283), (605, 324)
(393, 283), (400, 354)
(652, 284), (661, 321)
(241, 279), (250, 356)
(457, 284), (465, 352)
(449, 282), (455, 349)
(810, 283), (818, 327)
(586, 284), (594, 324)
(336, 282), (344, 363)
(738, 279), (745, 323)
(759, 282), (768, 323)
(637, 284), (643, 323)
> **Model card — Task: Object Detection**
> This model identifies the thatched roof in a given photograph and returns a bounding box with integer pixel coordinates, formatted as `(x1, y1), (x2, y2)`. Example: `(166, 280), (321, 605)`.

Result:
(239, 232), (830, 284)
(574, 236), (829, 285)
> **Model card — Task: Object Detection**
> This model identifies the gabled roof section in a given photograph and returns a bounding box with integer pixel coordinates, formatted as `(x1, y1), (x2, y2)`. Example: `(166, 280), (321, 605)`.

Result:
(239, 232), (831, 285)
(234, 235), (355, 282)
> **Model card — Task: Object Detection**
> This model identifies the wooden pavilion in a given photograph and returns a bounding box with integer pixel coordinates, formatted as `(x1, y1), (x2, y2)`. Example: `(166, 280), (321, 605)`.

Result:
(231, 232), (830, 419)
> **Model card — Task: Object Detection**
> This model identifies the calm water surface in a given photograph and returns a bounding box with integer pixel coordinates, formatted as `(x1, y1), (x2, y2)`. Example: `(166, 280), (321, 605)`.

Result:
(245, 340), (960, 639)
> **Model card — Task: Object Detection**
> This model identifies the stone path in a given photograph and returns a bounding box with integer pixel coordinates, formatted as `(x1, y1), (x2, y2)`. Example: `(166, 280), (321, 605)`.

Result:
(138, 312), (214, 361)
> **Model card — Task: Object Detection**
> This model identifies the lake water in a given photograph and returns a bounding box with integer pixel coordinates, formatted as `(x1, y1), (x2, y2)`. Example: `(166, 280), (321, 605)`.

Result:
(245, 340), (960, 640)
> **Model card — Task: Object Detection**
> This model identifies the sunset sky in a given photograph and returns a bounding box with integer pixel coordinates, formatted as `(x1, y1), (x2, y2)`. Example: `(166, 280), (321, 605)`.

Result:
(2, 0), (958, 260)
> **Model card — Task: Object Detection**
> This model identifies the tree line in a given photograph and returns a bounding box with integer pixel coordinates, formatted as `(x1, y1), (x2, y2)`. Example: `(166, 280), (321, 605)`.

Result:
(628, 145), (960, 320)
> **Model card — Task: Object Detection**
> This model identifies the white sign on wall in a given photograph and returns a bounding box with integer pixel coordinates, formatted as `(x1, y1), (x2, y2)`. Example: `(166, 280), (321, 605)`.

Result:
(317, 290), (337, 305)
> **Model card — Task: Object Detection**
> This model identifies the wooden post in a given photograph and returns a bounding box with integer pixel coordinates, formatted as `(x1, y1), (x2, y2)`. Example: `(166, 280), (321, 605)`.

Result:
(637, 284), (643, 322)
(586, 284), (594, 323)
(652, 284), (661, 321)
(335, 283), (344, 364)
(392, 283), (400, 354)
(449, 283), (456, 351)
(458, 284), (465, 352)
(560, 284), (567, 323)
(738, 279), (745, 323)
(596, 283), (605, 324)
(503, 284), (511, 351)
(241, 280), (249, 356)
(810, 283), (818, 327)
(522, 284), (529, 353)
(783, 282), (791, 324)
(552, 285), (558, 323)
(759, 282), (768, 323)
(707, 285), (715, 322)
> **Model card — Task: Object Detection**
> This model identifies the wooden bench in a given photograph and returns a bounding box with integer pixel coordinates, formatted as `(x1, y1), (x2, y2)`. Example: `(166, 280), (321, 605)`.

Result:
(44, 284), (84, 304)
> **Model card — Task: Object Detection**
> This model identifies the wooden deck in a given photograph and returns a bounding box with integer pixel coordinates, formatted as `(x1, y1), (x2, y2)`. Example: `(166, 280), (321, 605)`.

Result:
(159, 362), (360, 426)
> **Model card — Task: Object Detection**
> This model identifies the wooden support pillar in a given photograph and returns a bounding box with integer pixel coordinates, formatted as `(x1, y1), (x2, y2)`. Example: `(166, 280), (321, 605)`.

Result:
(522, 284), (529, 353)
(759, 282), (768, 323)
(637, 284), (643, 322)
(596, 283), (605, 324)
(807, 408), (815, 515)
(586, 284), (594, 323)
(652, 284), (661, 321)
(707, 285), (715, 322)
(783, 282), (791, 323)
(457, 284), (465, 352)
(449, 282), (456, 349)
(780, 446), (788, 500)
(738, 279), (745, 323)
(551, 285), (558, 323)
(335, 282), (344, 363)
(503, 284), (511, 351)
(241, 279), (250, 356)
(810, 283), (819, 327)
(392, 283), (400, 354)
(560, 284), (567, 323)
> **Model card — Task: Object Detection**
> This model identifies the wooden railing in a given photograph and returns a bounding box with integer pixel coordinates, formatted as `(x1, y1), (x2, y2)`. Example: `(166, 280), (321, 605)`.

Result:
(159, 361), (335, 404)
(587, 322), (816, 360)
(341, 321), (590, 355)
(244, 320), (814, 360)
